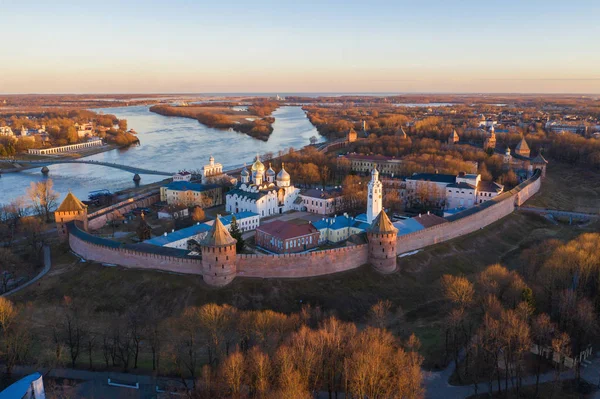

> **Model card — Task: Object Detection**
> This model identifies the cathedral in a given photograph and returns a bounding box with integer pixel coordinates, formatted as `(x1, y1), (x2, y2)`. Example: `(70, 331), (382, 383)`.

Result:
(225, 155), (299, 218)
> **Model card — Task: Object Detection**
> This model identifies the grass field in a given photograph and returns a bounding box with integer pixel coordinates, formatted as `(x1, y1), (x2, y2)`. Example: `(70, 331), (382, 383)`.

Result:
(527, 162), (600, 214)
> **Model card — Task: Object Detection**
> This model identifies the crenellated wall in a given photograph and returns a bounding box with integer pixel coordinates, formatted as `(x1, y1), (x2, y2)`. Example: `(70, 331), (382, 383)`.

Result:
(236, 245), (368, 278)
(69, 225), (203, 275)
(395, 171), (542, 254)
(67, 170), (542, 285)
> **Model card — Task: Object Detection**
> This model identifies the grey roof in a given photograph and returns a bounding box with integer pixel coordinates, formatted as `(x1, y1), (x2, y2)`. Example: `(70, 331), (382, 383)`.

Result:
(447, 182), (476, 190)
(477, 180), (504, 193)
(300, 188), (343, 200)
(408, 173), (456, 184)
(227, 187), (268, 201)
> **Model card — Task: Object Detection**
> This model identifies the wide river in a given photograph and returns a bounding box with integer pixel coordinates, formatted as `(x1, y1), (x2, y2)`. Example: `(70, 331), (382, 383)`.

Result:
(0, 106), (323, 205)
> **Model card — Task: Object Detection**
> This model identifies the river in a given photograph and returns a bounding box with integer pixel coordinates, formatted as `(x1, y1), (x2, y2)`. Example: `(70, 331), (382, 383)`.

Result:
(0, 106), (323, 205)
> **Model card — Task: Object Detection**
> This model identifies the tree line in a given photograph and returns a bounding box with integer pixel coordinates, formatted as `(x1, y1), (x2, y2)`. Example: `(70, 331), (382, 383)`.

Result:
(441, 232), (600, 397)
(0, 298), (424, 399)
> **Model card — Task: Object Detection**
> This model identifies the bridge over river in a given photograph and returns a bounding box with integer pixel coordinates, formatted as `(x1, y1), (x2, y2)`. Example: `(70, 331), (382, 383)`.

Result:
(2, 159), (173, 176)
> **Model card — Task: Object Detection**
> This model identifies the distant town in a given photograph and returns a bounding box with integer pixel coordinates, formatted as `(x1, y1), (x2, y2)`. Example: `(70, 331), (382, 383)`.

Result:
(1, 93), (599, 398)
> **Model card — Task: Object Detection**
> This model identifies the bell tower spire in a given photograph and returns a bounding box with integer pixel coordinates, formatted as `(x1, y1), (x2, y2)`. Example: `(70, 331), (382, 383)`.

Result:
(367, 164), (382, 224)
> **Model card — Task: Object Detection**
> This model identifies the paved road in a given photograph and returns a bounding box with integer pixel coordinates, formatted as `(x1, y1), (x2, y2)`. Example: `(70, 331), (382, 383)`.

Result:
(424, 351), (600, 399)
(1, 246), (51, 298)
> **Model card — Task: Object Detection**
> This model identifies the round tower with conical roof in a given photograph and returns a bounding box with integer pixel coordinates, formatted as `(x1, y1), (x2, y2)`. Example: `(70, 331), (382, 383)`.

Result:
(367, 210), (398, 274)
(200, 216), (238, 286)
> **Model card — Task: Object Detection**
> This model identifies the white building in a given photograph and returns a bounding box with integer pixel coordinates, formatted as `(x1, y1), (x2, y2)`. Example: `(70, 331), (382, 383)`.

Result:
(295, 188), (343, 215)
(173, 171), (192, 182)
(367, 166), (383, 223)
(201, 155), (223, 184)
(0, 126), (14, 137)
(226, 156), (299, 219)
(406, 172), (503, 210)
(479, 114), (498, 128)
(445, 173), (503, 209)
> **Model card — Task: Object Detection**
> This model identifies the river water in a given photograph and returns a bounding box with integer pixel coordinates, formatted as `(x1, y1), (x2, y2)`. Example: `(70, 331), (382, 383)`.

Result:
(0, 106), (322, 205)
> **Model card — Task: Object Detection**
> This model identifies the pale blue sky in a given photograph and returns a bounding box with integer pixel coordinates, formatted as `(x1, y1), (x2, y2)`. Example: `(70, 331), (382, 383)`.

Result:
(1, 0), (599, 93)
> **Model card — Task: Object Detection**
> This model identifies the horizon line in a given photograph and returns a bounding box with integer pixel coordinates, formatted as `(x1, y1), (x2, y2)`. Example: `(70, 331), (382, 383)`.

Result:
(1, 91), (600, 96)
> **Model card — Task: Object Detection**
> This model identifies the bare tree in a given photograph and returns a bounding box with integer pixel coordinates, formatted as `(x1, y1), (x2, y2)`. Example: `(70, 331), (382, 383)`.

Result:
(0, 198), (27, 246)
(368, 300), (393, 329)
(27, 179), (59, 222)
(220, 350), (245, 398)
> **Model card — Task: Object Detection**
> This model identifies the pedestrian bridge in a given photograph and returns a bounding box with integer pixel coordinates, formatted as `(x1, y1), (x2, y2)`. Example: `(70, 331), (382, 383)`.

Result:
(8, 159), (173, 176)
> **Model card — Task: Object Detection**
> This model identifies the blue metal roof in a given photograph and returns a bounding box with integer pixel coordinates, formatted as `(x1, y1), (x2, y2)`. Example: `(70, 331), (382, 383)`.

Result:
(313, 215), (370, 231)
(219, 211), (259, 225)
(145, 223), (212, 246)
(144, 212), (258, 246)
(393, 218), (425, 236)
(0, 373), (42, 399)
(165, 181), (219, 192)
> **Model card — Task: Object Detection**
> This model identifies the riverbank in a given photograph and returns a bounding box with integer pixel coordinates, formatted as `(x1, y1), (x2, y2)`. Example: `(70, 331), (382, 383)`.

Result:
(149, 104), (276, 141)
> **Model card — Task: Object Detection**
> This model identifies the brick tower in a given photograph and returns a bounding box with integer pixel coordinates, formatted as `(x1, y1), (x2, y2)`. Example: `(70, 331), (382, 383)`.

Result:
(515, 137), (531, 158)
(55, 192), (88, 240)
(200, 216), (238, 286)
(367, 210), (398, 274)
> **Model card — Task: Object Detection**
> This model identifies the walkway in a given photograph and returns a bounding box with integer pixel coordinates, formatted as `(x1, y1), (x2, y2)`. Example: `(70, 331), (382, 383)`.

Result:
(518, 206), (599, 220)
(1, 246), (51, 297)
(423, 350), (600, 399)
(7, 159), (173, 176)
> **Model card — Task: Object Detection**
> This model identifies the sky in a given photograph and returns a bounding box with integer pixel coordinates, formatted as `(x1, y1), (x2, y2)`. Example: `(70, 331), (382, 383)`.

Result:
(1, 0), (599, 94)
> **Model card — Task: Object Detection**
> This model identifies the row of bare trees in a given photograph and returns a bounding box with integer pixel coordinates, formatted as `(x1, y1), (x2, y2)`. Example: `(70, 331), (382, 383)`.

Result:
(441, 233), (600, 398)
(0, 297), (424, 398)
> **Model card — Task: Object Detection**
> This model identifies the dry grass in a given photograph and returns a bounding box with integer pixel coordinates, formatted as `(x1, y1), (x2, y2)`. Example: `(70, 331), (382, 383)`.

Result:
(527, 163), (600, 214)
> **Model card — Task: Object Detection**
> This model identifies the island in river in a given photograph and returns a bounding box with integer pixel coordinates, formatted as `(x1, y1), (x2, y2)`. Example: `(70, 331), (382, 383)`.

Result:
(149, 101), (278, 141)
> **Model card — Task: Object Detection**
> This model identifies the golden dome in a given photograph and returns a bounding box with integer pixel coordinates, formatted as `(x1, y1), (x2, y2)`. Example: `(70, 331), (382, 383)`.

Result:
(251, 155), (265, 172)
(277, 163), (290, 181)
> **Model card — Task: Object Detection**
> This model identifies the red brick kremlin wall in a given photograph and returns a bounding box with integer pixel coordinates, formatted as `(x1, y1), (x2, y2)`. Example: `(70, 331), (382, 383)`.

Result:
(236, 245), (369, 278)
(69, 171), (542, 282)
(395, 171), (542, 254)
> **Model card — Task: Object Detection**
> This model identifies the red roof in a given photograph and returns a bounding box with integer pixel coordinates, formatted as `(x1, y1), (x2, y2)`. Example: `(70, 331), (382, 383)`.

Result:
(257, 220), (318, 240)
(414, 213), (448, 228)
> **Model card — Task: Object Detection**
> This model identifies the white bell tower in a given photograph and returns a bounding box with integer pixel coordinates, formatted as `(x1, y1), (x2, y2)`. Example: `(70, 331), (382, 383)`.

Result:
(367, 165), (383, 224)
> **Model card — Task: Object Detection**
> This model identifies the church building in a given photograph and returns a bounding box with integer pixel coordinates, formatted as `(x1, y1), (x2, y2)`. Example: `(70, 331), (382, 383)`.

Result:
(225, 155), (299, 218)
